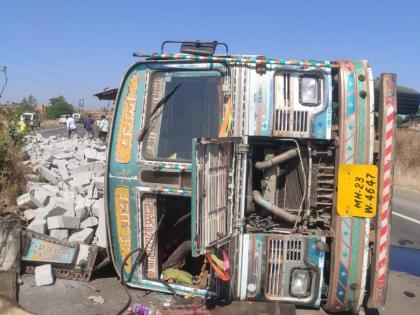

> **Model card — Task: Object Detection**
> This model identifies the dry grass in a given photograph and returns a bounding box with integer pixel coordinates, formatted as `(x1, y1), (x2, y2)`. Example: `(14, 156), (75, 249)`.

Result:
(0, 109), (27, 214)
(394, 128), (420, 191)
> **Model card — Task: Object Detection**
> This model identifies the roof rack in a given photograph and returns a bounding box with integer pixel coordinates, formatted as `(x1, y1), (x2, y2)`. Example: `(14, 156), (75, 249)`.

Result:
(160, 40), (229, 56)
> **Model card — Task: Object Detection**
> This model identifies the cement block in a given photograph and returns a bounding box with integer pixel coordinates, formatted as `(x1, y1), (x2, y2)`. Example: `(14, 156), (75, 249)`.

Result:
(94, 177), (105, 191)
(41, 161), (52, 169)
(27, 219), (47, 234)
(47, 216), (80, 230)
(72, 151), (84, 161)
(74, 195), (90, 219)
(35, 264), (54, 286)
(44, 197), (73, 217)
(96, 152), (106, 162)
(23, 209), (38, 221)
(95, 199), (107, 248)
(57, 163), (70, 180)
(53, 153), (73, 160)
(32, 188), (51, 207)
(87, 183), (98, 200)
(80, 216), (99, 228)
(38, 165), (59, 184)
(66, 159), (81, 170)
(68, 164), (89, 175)
(40, 184), (60, 196)
(26, 181), (42, 192)
(49, 229), (69, 240)
(69, 180), (87, 196)
(16, 192), (37, 208)
(61, 191), (75, 213)
(90, 198), (104, 217)
(30, 207), (52, 220)
(68, 228), (94, 244)
(93, 144), (107, 152)
(84, 148), (99, 162)
(68, 161), (105, 176)
(72, 171), (92, 187)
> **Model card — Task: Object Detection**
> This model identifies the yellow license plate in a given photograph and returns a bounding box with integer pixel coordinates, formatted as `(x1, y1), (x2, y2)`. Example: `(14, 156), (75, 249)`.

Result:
(337, 164), (378, 218)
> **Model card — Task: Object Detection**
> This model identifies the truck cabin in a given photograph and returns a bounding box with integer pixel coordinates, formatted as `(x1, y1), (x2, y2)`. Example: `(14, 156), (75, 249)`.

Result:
(106, 40), (397, 313)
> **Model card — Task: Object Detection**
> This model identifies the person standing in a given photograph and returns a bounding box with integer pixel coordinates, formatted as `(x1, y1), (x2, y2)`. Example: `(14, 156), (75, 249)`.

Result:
(98, 115), (109, 142)
(83, 114), (94, 139)
(66, 115), (77, 138)
(18, 117), (27, 134)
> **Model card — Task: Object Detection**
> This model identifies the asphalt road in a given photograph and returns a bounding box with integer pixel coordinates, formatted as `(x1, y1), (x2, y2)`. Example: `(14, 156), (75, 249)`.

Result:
(37, 123), (89, 138)
(18, 126), (420, 314)
(391, 188), (420, 249)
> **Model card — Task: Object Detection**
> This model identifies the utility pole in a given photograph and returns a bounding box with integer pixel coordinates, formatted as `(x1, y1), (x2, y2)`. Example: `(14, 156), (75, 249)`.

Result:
(78, 98), (85, 113)
(0, 66), (8, 100)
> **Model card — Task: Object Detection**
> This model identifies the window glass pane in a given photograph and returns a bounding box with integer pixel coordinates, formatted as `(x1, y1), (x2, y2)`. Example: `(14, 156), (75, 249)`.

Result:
(144, 71), (222, 161)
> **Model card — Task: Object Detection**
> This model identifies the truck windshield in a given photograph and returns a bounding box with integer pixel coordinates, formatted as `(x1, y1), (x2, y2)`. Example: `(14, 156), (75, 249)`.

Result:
(143, 70), (222, 161)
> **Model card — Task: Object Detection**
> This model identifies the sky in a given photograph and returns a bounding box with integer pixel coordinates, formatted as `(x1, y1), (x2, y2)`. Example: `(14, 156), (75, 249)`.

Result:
(0, 0), (419, 108)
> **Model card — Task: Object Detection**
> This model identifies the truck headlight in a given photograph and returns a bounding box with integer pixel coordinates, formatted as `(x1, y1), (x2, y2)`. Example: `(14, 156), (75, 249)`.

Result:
(300, 76), (320, 106)
(290, 269), (311, 297)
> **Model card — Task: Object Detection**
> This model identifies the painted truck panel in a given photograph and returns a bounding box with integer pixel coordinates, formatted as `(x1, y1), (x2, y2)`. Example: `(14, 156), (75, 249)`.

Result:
(105, 52), (393, 313)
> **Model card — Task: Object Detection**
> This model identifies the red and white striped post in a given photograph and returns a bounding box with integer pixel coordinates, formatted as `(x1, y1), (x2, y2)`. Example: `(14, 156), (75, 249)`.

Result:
(368, 73), (397, 308)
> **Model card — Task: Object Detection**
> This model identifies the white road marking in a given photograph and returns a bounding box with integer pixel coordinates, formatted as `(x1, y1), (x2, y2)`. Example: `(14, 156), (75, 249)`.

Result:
(393, 211), (420, 225)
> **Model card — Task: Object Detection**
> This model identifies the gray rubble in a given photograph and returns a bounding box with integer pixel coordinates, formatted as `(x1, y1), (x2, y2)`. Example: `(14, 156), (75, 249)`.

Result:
(18, 134), (107, 248)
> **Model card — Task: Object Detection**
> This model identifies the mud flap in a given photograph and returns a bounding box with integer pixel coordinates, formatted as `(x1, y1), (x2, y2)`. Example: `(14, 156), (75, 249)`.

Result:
(367, 73), (397, 308)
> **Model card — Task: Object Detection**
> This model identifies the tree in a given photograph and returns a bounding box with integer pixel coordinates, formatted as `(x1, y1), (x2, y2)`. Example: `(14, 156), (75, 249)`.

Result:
(45, 96), (74, 119)
(16, 95), (38, 115)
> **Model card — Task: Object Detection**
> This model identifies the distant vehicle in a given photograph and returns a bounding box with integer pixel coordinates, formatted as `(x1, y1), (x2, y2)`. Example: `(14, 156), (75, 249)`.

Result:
(20, 112), (41, 128)
(58, 115), (68, 124)
(72, 113), (84, 123)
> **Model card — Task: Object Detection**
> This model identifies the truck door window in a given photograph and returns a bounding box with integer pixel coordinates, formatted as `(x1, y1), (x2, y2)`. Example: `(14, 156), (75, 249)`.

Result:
(143, 71), (222, 161)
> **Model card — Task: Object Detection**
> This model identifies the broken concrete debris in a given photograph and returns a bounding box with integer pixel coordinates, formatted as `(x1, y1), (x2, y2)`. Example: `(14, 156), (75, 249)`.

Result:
(18, 134), (107, 249)
(80, 216), (99, 228)
(27, 219), (47, 234)
(34, 264), (54, 286)
(47, 216), (80, 230)
(68, 227), (94, 244)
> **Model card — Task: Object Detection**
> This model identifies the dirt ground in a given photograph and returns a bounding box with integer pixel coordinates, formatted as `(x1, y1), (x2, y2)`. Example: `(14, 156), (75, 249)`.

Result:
(16, 269), (420, 315)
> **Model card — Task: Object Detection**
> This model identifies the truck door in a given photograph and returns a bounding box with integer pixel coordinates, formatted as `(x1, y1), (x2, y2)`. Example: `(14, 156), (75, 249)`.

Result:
(191, 138), (241, 257)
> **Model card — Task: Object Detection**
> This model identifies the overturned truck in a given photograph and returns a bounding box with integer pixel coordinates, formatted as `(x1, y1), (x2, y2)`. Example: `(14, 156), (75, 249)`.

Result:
(105, 41), (396, 313)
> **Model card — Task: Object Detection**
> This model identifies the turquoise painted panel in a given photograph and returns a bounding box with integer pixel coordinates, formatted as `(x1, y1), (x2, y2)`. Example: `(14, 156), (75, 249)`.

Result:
(107, 64), (146, 282)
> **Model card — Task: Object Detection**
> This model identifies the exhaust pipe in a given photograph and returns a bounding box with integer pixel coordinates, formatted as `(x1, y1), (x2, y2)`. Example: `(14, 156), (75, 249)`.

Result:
(252, 190), (299, 223)
(255, 148), (298, 170)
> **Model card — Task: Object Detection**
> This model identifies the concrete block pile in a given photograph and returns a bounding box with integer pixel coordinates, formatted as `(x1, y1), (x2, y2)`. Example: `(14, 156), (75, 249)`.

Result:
(19, 133), (107, 248)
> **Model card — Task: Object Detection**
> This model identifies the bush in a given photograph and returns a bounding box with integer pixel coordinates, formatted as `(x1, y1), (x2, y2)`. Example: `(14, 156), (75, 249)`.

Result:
(0, 109), (27, 211)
